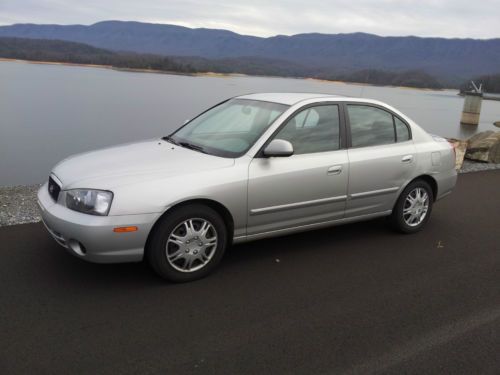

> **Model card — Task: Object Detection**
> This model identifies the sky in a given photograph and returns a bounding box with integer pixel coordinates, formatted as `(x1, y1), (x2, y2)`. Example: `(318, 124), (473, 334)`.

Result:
(1, 0), (499, 39)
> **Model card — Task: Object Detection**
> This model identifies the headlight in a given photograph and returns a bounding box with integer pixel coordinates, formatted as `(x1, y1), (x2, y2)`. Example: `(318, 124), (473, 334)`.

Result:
(65, 189), (113, 216)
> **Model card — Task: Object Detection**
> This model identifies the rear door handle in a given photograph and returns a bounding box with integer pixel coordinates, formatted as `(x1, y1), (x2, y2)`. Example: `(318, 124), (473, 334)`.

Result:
(327, 165), (343, 175)
(401, 155), (414, 163)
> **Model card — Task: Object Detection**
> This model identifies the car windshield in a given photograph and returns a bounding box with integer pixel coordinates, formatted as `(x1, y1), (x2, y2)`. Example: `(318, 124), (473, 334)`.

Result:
(169, 99), (289, 157)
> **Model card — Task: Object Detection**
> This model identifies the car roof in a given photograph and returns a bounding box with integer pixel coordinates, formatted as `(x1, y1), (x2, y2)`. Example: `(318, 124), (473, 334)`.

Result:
(236, 92), (351, 106)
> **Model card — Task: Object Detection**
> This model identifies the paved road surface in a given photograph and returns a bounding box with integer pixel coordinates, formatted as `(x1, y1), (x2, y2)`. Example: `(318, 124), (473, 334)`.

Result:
(1, 171), (499, 374)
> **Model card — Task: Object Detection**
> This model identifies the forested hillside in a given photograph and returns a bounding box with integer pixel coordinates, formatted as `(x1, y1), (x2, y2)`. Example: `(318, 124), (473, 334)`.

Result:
(1, 20), (499, 85)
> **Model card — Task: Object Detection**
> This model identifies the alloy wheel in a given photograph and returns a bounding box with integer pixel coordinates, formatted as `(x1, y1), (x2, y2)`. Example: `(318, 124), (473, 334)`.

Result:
(402, 187), (429, 227)
(165, 218), (218, 272)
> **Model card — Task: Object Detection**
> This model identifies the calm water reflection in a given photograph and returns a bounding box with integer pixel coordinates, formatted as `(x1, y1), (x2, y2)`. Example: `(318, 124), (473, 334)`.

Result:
(1, 60), (499, 186)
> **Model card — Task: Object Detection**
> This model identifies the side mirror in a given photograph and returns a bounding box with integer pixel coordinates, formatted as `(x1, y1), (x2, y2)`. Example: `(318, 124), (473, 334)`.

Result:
(263, 139), (294, 157)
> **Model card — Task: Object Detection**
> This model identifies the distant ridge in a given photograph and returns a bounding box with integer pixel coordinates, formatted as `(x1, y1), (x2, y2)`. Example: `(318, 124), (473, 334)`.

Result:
(1, 20), (500, 84)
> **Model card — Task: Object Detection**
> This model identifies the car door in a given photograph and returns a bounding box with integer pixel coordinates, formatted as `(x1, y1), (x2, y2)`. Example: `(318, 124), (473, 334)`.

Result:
(344, 103), (416, 217)
(247, 103), (349, 236)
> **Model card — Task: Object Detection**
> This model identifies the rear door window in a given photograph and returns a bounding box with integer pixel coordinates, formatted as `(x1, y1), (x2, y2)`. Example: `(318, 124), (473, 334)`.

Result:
(395, 116), (410, 142)
(347, 105), (411, 147)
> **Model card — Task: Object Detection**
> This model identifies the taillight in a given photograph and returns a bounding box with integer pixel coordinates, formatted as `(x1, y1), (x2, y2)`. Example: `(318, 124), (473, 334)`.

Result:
(448, 140), (457, 162)
(449, 141), (457, 157)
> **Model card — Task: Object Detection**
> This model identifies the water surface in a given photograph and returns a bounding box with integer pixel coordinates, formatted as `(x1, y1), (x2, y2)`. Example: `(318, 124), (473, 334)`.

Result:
(1, 60), (499, 186)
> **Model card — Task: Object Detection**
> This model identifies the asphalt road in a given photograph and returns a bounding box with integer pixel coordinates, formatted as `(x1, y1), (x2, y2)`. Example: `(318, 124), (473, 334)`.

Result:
(1, 171), (499, 374)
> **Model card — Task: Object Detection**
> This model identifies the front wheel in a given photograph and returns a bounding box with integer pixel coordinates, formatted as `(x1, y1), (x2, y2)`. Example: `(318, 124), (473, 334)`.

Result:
(390, 180), (434, 233)
(147, 204), (228, 282)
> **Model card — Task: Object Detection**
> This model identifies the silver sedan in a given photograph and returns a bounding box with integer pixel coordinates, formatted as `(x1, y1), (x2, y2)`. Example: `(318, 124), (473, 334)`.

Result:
(38, 93), (457, 282)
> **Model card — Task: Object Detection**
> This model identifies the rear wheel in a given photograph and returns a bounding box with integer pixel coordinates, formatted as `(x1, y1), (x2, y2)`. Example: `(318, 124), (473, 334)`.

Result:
(147, 204), (227, 282)
(390, 180), (433, 233)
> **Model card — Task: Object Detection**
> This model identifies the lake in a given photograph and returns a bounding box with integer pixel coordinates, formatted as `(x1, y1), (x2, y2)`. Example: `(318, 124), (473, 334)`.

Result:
(1, 60), (500, 186)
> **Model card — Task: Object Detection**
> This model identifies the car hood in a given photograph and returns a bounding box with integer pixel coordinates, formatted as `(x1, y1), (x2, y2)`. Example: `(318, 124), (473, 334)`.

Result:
(52, 139), (235, 189)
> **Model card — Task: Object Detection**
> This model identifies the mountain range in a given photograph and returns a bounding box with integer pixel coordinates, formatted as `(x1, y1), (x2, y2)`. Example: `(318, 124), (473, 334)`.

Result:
(1, 20), (499, 85)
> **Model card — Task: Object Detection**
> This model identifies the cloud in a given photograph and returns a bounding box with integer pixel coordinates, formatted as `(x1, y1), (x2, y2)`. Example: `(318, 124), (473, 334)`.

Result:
(0, 0), (499, 38)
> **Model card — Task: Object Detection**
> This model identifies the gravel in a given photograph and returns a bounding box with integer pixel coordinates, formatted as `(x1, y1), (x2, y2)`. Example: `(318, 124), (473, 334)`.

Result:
(0, 184), (42, 226)
(459, 160), (500, 174)
(1, 160), (499, 227)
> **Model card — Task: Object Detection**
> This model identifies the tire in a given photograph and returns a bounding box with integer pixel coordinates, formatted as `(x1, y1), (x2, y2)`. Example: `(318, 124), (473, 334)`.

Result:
(146, 204), (228, 282)
(390, 180), (434, 234)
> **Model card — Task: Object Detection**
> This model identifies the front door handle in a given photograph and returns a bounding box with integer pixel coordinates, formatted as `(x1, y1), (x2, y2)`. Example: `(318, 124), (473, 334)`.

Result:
(327, 165), (343, 175)
(401, 155), (414, 163)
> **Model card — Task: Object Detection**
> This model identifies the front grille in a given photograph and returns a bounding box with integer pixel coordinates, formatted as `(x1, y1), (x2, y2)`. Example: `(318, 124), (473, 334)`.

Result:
(48, 176), (61, 202)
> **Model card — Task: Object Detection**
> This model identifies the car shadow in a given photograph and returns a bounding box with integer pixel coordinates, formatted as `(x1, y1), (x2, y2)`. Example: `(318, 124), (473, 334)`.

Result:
(226, 217), (391, 260)
(37, 217), (396, 287)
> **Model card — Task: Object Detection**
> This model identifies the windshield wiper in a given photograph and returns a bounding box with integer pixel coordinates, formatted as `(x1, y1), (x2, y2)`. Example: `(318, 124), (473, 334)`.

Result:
(163, 136), (208, 154)
(162, 135), (179, 145)
(178, 141), (208, 154)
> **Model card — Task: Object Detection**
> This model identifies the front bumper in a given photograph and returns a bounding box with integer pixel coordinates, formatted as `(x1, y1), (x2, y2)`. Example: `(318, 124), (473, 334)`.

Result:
(37, 182), (160, 263)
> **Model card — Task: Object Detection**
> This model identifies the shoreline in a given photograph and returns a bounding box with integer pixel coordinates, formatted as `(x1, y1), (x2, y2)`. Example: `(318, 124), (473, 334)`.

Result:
(1, 161), (498, 227)
(0, 57), (449, 91)
(0, 57), (254, 79)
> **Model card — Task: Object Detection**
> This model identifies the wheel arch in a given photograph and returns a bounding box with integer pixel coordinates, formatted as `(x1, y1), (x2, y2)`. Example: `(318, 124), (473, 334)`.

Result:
(144, 198), (235, 256)
(400, 174), (438, 203)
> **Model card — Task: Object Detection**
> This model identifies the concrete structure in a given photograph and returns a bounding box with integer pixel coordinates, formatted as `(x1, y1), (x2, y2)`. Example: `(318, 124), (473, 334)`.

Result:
(461, 82), (483, 126)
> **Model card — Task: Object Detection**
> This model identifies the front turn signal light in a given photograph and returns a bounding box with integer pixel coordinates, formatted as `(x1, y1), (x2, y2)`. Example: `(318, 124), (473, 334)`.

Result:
(113, 226), (138, 233)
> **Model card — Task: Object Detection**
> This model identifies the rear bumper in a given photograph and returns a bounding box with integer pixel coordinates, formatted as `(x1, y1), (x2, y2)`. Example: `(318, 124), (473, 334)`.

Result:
(37, 182), (160, 263)
(435, 168), (457, 201)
